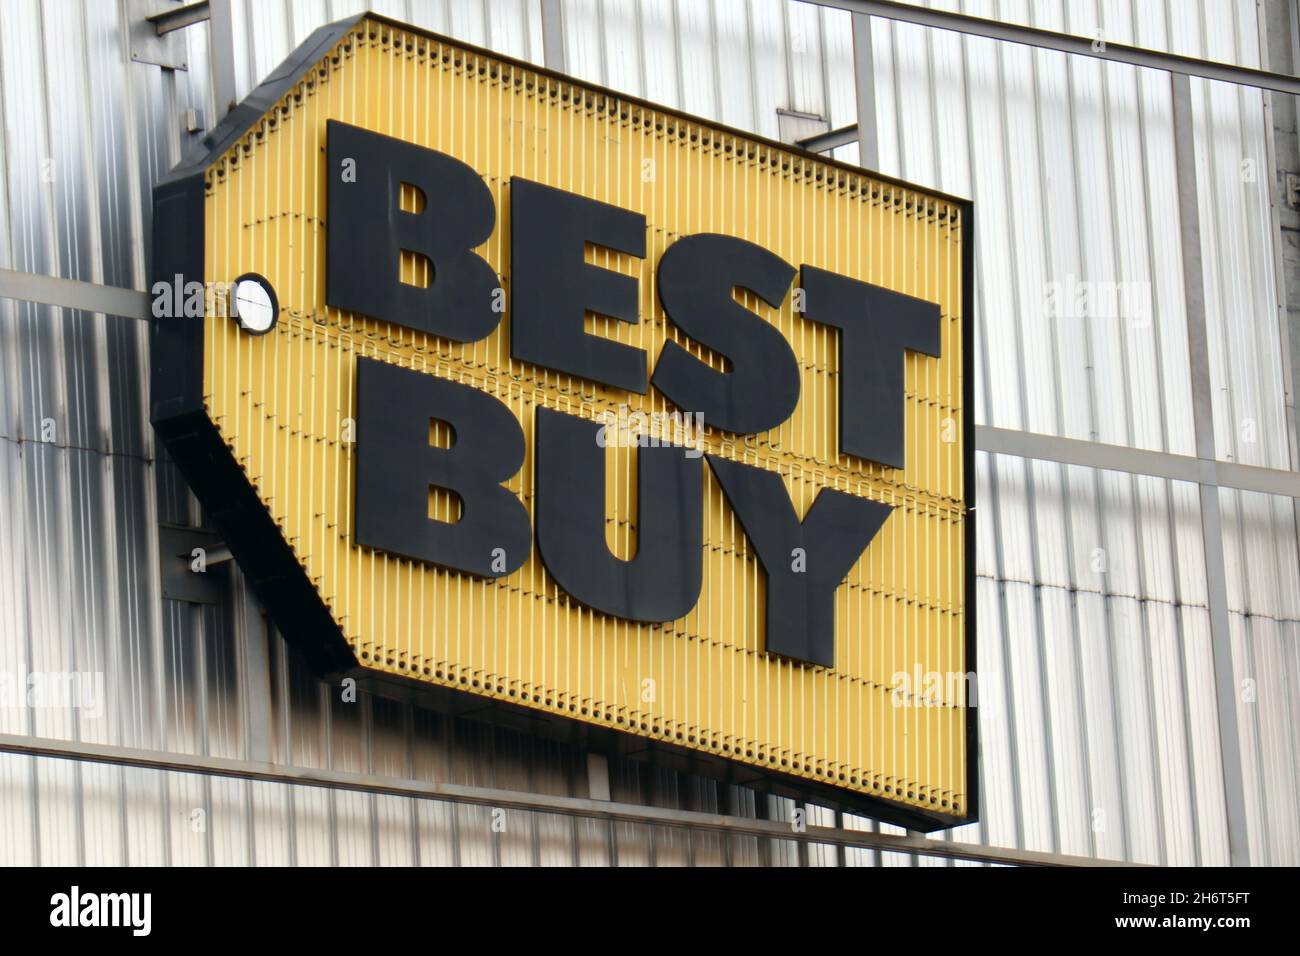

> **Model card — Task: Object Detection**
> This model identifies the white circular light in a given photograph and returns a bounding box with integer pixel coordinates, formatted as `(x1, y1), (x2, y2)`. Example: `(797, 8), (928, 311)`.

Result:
(231, 274), (278, 334)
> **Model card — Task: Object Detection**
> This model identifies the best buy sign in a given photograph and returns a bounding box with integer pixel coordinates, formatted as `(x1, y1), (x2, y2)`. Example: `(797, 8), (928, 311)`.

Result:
(151, 14), (975, 829)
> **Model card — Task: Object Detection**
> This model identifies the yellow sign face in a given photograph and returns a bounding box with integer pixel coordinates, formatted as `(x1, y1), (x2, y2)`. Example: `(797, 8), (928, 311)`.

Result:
(152, 14), (973, 828)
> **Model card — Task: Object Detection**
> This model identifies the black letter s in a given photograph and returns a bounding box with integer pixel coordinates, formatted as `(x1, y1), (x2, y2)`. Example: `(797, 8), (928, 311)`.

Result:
(652, 234), (799, 435)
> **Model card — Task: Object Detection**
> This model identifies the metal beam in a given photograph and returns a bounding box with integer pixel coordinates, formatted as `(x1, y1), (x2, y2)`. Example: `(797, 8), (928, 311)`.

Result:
(797, 124), (860, 154)
(2, 268), (1297, 501)
(0, 268), (149, 320)
(147, 0), (211, 36)
(1259, 0), (1300, 664)
(586, 752), (611, 800)
(0, 732), (1140, 867)
(803, 0), (1300, 95)
(208, 0), (238, 119)
(851, 11), (880, 167)
(1260, 0), (1300, 474)
(1216, 457), (1300, 497)
(1171, 72), (1252, 868)
(230, 566), (272, 764)
(540, 0), (567, 74)
(977, 425), (1300, 498)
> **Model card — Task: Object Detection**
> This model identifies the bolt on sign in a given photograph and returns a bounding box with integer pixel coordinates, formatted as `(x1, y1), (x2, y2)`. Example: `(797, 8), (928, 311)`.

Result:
(152, 14), (975, 830)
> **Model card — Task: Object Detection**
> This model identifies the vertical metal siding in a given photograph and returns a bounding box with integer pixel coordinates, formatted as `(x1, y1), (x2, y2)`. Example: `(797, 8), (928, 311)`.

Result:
(558, 0), (861, 144)
(225, 0), (547, 106)
(871, 0), (1296, 865)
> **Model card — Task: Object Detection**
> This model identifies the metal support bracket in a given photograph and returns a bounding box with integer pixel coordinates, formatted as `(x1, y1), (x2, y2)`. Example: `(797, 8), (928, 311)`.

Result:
(148, 0), (212, 35)
(158, 524), (230, 604)
(778, 109), (831, 147)
(128, 0), (193, 70)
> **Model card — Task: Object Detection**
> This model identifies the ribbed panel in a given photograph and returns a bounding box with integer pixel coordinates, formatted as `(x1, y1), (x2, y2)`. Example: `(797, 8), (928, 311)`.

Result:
(200, 21), (970, 818)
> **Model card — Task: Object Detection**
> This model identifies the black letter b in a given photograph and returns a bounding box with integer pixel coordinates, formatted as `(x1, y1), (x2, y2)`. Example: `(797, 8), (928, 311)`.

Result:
(327, 120), (500, 342)
(354, 357), (530, 578)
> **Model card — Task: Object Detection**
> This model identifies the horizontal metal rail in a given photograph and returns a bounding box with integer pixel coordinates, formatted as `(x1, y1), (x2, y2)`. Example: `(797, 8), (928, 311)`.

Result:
(0, 732), (1136, 866)
(0, 268), (151, 321)
(2, 269), (1297, 497)
(978, 425), (1300, 498)
(797, 124), (861, 153)
(804, 0), (1300, 95)
(147, 0), (212, 36)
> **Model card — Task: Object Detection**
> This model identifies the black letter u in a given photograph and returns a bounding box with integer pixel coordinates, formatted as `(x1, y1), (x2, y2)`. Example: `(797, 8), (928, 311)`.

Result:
(534, 407), (702, 623)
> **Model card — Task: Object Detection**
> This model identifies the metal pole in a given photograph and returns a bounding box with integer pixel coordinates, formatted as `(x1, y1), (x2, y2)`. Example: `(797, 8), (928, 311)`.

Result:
(1170, 72), (1253, 868)
(0, 732), (1142, 867)
(804, 0), (1300, 95)
(540, 0), (567, 74)
(207, 0), (238, 119)
(851, 12), (880, 168)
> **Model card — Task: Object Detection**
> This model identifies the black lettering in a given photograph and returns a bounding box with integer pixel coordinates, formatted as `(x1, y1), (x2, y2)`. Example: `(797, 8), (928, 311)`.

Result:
(354, 357), (530, 577)
(652, 234), (799, 434)
(799, 265), (941, 469)
(327, 120), (500, 342)
(510, 177), (647, 392)
(707, 455), (892, 667)
(534, 407), (702, 622)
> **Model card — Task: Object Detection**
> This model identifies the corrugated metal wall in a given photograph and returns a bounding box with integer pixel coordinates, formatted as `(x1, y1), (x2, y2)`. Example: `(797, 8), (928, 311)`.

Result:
(0, 0), (1296, 865)
(863, 0), (1300, 866)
